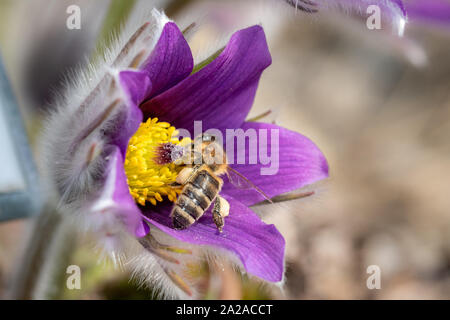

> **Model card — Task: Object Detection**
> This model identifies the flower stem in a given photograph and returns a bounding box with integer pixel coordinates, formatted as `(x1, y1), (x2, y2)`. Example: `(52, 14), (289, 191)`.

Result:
(8, 206), (76, 299)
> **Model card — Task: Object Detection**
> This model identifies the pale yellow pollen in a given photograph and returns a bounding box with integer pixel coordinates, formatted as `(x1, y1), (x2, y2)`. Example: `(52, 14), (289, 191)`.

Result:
(124, 117), (189, 206)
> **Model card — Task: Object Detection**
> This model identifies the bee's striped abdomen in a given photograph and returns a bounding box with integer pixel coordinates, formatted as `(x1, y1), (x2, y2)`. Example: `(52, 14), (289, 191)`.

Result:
(172, 166), (223, 230)
(189, 169), (220, 200)
(183, 188), (210, 211)
(177, 194), (204, 220)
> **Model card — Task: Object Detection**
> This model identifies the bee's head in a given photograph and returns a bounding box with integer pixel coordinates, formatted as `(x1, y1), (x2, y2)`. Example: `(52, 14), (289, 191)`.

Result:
(191, 134), (226, 165)
(201, 134), (216, 143)
(193, 134), (216, 146)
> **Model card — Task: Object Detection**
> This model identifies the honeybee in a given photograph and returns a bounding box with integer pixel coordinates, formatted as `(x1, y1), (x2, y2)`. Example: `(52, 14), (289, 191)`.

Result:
(171, 134), (271, 232)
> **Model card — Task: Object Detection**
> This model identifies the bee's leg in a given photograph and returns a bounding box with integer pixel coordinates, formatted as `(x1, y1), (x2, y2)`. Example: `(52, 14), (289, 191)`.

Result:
(212, 195), (230, 233)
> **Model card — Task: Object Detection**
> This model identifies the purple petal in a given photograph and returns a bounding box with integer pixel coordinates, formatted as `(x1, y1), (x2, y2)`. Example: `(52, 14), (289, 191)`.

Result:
(222, 122), (329, 206)
(140, 22), (193, 99)
(119, 70), (152, 106)
(92, 146), (148, 237)
(142, 195), (285, 282)
(110, 70), (149, 155)
(140, 25), (272, 134)
(406, 0), (450, 25)
(391, 0), (407, 16)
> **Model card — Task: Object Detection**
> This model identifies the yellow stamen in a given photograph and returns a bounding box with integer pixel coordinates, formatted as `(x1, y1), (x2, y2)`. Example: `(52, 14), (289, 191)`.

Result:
(124, 117), (189, 206)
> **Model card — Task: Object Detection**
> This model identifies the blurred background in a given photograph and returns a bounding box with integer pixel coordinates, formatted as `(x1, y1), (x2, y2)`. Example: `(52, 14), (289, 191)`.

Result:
(0, 0), (449, 299)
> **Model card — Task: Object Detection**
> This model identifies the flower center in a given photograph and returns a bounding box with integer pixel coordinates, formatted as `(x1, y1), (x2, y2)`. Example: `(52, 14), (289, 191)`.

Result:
(124, 118), (188, 206)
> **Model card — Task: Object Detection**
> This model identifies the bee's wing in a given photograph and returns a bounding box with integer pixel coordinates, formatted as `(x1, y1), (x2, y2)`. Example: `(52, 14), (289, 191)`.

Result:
(226, 167), (273, 203)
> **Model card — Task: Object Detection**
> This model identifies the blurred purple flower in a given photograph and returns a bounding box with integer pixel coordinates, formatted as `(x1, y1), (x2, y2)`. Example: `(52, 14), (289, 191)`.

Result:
(285, 0), (450, 30)
(405, 0), (450, 26)
(280, 0), (449, 67)
(43, 9), (328, 297)
(285, 0), (407, 35)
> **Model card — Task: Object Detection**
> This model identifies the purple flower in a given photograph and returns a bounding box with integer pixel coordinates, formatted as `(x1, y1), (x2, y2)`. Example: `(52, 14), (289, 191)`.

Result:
(280, 0), (449, 67)
(284, 0), (407, 35)
(284, 0), (450, 31)
(405, 0), (450, 26)
(43, 9), (328, 298)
